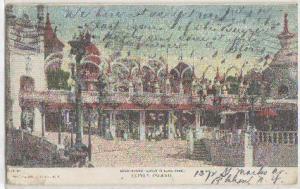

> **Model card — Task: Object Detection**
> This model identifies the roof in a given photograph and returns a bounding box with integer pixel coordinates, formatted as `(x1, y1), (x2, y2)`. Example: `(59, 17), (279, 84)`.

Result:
(85, 44), (100, 56)
(44, 13), (64, 59)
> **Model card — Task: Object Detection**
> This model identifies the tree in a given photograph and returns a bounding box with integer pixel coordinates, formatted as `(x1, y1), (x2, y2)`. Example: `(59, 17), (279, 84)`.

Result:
(226, 76), (239, 94)
(46, 69), (71, 90)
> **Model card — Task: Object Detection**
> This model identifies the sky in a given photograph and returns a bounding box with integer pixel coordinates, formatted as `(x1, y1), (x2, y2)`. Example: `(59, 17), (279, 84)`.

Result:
(11, 4), (298, 79)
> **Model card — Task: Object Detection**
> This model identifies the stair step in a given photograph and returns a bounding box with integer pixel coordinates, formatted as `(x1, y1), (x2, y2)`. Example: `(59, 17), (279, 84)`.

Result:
(192, 154), (208, 156)
(190, 156), (208, 160)
(193, 151), (208, 154)
(194, 150), (208, 153)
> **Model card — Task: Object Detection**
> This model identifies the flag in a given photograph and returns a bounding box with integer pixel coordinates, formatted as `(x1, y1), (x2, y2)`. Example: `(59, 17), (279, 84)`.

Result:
(212, 50), (218, 58)
(257, 57), (264, 63)
(265, 54), (270, 60)
(190, 49), (195, 58)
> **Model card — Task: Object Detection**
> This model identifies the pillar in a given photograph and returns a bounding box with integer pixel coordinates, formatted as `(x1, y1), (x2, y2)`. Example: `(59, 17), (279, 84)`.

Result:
(129, 81), (134, 95)
(12, 102), (22, 129)
(195, 110), (203, 140)
(139, 110), (146, 140)
(109, 110), (116, 139)
(187, 129), (194, 157)
(168, 111), (175, 139)
(155, 81), (160, 94)
(244, 131), (254, 167)
(41, 111), (45, 137)
(178, 111), (183, 139)
(58, 109), (62, 145)
(33, 107), (42, 136)
(97, 109), (103, 136)
(245, 111), (250, 129)
(166, 79), (171, 95)
(179, 81), (184, 94)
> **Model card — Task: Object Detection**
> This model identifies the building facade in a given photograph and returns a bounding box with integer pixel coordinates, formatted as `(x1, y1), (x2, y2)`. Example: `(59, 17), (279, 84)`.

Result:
(6, 5), (297, 142)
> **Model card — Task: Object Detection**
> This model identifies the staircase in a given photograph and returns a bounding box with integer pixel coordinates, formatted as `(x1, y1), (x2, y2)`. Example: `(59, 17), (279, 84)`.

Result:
(191, 139), (211, 161)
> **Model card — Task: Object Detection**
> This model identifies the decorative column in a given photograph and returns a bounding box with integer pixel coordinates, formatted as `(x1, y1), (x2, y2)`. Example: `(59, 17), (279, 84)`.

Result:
(168, 111), (175, 139)
(179, 80), (184, 94)
(154, 80), (160, 94)
(194, 110), (203, 140)
(109, 110), (116, 139)
(12, 102), (22, 130)
(137, 78), (143, 94)
(244, 130), (254, 167)
(87, 109), (92, 161)
(166, 78), (171, 95)
(33, 107), (42, 136)
(97, 109), (103, 136)
(129, 81), (134, 95)
(139, 110), (146, 140)
(245, 110), (250, 130)
(58, 109), (62, 145)
(178, 111), (183, 139)
(39, 102), (46, 137)
(187, 128), (194, 157)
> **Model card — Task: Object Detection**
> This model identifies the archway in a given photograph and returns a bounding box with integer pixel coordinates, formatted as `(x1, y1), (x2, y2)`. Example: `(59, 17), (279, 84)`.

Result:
(170, 62), (193, 94)
(21, 107), (34, 130)
(278, 84), (289, 96)
(20, 76), (34, 92)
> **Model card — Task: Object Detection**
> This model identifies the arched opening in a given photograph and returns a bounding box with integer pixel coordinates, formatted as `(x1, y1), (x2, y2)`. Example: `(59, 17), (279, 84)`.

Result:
(20, 76), (35, 92)
(170, 62), (193, 94)
(79, 63), (100, 91)
(111, 63), (130, 92)
(21, 107), (34, 130)
(142, 66), (156, 93)
(278, 84), (289, 96)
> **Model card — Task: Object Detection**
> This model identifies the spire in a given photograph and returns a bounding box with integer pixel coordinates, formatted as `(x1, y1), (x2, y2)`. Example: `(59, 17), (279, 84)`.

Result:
(44, 12), (64, 59)
(215, 66), (221, 81)
(85, 30), (91, 42)
(166, 64), (169, 76)
(238, 68), (243, 81)
(283, 13), (289, 33)
(45, 12), (50, 27)
(278, 13), (295, 49)
(107, 61), (112, 75)
(192, 65), (196, 80)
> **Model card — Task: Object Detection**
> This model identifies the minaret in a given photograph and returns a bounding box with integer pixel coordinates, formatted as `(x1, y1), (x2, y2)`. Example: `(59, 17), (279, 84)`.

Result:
(37, 5), (44, 53)
(5, 5), (16, 129)
(278, 13), (295, 50)
(37, 5), (44, 34)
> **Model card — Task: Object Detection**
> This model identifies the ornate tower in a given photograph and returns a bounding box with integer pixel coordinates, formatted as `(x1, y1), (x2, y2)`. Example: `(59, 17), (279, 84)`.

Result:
(263, 13), (297, 99)
(278, 13), (295, 50)
(36, 5), (44, 35)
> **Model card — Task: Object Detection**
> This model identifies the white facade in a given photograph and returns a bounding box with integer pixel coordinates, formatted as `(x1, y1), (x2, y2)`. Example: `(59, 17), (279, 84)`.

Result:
(8, 10), (46, 134)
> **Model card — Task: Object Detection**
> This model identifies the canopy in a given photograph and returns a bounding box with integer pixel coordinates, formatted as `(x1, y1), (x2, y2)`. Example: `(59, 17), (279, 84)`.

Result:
(258, 108), (278, 117)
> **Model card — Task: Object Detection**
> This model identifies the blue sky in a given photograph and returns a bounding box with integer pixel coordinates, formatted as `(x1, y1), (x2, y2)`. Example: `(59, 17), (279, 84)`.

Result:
(11, 4), (298, 78)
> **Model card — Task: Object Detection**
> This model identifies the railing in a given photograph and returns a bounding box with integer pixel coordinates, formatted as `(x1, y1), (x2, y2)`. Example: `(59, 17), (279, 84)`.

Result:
(254, 131), (298, 145)
(214, 129), (245, 145)
(19, 90), (296, 111)
(162, 93), (192, 104)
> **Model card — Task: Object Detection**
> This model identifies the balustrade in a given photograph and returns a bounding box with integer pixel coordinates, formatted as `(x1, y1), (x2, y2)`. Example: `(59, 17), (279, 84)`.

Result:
(254, 131), (297, 145)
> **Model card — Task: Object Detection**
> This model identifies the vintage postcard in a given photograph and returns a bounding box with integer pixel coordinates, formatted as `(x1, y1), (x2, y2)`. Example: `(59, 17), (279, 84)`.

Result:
(4, 0), (299, 186)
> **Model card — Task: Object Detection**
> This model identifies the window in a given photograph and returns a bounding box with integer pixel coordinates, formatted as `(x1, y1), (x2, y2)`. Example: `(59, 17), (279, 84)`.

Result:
(278, 84), (289, 96)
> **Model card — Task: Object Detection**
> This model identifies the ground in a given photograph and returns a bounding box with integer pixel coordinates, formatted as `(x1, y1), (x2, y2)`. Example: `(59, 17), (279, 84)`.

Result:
(45, 132), (212, 167)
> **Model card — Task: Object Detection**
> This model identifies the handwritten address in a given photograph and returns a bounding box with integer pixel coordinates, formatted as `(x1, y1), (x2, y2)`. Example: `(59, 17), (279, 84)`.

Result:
(194, 167), (286, 184)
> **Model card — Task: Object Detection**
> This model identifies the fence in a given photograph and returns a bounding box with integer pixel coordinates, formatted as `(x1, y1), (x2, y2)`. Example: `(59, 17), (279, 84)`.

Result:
(254, 131), (297, 144)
